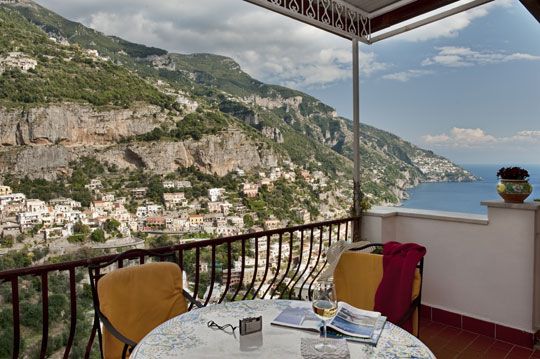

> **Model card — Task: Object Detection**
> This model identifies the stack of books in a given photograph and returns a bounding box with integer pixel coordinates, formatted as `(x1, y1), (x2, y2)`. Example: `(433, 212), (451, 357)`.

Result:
(271, 302), (387, 346)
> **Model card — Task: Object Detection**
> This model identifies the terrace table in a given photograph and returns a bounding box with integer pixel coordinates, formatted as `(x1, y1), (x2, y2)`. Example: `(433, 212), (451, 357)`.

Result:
(131, 299), (434, 358)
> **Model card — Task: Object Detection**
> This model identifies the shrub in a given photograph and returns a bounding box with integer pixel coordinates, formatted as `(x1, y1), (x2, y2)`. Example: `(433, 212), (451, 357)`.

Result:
(90, 229), (106, 243)
(67, 234), (85, 243)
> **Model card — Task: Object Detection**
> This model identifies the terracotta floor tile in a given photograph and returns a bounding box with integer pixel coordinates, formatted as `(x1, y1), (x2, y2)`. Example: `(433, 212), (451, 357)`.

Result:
(440, 326), (462, 336)
(427, 321), (448, 332)
(422, 335), (441, 347)
(481, 347), (512, 359)
(433, 348), (461, 359)
(457, 350), (485, 359)
(505, 346), (534, 359)
(444, 330), (478, 351)
(463, 335), (496, 353)
(420, 320), (434, 330)
(482, 344), (512, 359)
(421, 323), (448, 341)
(436, 327), (462, 346)
(419, 320), (537, 359)
(490, 340), (514, 351)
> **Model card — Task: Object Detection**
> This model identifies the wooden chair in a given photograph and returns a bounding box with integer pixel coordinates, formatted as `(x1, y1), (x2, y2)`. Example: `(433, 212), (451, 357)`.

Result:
(88, 249), (202, 359)
(333, 243), (424, 337)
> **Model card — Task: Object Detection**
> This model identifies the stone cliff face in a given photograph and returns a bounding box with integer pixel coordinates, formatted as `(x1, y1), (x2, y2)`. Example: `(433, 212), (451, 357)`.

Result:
(0, 104), (281, 179)
(0, 104), (165, 146)
(104, 131), (279, 176)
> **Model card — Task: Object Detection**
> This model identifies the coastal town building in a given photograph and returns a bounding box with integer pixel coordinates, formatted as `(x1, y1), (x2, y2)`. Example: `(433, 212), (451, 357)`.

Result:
(163, 192), (188, 210)
(189, 214), (204, 226)
(163, 180), (192, 189)
(264, 218), (281, 230)
(26, 199), (47, 214)
(85, 179), (103, 191)
(208, 188), (225, 202)
(131, 187), (148, 199)
(0, 193), (26, 207)
(145, 217), (166, 230)
(0, 52), (37, 73)
(242, 183), (259, 198)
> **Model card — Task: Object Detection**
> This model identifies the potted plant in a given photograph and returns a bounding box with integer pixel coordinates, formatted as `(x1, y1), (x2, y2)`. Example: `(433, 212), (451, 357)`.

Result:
(496, 167), (533, 203)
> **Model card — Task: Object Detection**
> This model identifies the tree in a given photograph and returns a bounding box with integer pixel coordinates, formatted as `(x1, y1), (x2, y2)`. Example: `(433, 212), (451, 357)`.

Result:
(48, 294), (68, 319)
(243, 214), (254, 228)
(73, 222), (90, 235)
(103, 219), (121, 233)
(147, 176), (165, 204)
(30, 223), (43, 236)
(0, 250), (32, 271)
(147, 234), (174, 249)
(0, 309), (13, 358)
(1, 234), (14, 248)
(20, 301), (42, 330)
(67, 234), (85, 244)
(90, 229), (106, 243)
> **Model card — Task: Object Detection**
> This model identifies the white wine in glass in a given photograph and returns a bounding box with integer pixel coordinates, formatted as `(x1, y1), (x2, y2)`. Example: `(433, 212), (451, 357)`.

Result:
(311, 280), (338, 353)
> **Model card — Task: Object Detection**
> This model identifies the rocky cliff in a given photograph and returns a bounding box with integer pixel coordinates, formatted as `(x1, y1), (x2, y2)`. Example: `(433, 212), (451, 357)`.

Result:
(0, 104), (164, 146)
(0, 104), (279, 179)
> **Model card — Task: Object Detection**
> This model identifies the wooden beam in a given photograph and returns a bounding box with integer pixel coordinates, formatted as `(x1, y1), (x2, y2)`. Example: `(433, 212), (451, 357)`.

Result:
(520, 0), (540, 23)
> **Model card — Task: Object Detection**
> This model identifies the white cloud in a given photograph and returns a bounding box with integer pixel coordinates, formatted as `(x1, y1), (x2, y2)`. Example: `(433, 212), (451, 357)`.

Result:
(422, 46), (540, 67)
(423, 128), (540, 148)
(34, 0), (512, 90)
(423, 133), (451, 144)
(512, 131), (540, 142)
(382, 69), (434, 82)
(36, 0), (388, 89)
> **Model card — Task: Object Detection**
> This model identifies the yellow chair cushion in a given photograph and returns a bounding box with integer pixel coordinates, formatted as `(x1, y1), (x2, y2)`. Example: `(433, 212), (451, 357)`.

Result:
(98, 262), (187, 359)
(334, 251), (421, 336)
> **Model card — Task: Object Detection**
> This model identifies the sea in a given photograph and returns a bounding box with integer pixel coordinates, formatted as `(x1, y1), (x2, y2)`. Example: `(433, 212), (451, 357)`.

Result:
(400, 164), (540, 214)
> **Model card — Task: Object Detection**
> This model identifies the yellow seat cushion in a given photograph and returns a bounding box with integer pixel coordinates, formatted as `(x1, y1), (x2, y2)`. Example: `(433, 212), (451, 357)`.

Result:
(334, 251), (421, 336)
(97, 262), (187, 359)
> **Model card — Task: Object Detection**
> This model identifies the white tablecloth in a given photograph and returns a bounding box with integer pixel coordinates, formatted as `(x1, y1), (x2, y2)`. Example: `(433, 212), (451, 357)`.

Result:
(131, 299), (435, 358)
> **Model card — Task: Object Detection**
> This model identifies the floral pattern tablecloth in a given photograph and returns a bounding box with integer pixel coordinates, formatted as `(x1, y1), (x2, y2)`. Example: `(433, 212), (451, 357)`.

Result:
(131, 299), (435, 358)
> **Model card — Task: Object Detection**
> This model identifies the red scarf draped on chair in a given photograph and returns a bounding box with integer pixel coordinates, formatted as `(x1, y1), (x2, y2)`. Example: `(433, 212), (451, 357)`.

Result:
(374, 241), (426, 333)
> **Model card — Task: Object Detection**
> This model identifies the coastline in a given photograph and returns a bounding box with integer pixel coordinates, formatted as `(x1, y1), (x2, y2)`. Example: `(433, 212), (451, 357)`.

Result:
(398, 164), (540, 214)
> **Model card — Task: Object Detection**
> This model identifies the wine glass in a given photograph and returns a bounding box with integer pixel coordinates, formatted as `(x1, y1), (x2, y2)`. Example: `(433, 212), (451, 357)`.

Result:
(311, 279), (338, 353)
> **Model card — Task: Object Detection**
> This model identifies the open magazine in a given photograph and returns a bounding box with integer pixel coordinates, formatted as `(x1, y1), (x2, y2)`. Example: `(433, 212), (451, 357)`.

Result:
(271, 302), (387, 345)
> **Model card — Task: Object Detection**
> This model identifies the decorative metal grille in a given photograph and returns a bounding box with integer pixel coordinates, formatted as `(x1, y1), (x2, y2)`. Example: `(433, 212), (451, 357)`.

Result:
(245, 0), (371, 42)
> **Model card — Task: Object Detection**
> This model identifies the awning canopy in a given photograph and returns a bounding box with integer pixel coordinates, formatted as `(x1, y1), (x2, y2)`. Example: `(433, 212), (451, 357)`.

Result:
(244, 0), (496, 43)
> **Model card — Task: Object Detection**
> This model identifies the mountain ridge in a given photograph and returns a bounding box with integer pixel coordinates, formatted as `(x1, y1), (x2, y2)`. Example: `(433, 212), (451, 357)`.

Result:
(0, 0), (476, 209)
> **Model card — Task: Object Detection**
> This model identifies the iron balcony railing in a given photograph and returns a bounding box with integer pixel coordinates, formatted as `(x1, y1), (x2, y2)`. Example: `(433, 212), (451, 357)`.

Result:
(0, 216), (360, 359)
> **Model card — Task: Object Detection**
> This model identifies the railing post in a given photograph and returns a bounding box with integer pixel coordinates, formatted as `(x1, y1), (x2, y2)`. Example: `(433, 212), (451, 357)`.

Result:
(352, 37), (363, 242)
(11, 278), (20, 359)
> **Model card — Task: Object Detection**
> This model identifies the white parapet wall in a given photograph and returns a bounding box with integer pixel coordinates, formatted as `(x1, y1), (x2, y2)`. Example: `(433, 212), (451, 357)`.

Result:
(362, 200), (540, 334)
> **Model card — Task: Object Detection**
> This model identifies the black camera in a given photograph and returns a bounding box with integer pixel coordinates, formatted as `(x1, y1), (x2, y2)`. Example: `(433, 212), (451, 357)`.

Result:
(239, 316), (263, 336)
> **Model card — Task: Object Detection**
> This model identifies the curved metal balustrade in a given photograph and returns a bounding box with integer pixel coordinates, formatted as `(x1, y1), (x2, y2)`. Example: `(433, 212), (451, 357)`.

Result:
(0, 216), (360, 359)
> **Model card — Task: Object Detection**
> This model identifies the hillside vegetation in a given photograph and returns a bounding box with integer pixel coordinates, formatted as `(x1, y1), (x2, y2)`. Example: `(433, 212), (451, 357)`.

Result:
(0, 7), (174, 108)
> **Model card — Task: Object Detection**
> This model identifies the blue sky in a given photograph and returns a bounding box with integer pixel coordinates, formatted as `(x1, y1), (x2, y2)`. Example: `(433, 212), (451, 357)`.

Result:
(310, 3), (540, 164)
(37, 0), (540, 164)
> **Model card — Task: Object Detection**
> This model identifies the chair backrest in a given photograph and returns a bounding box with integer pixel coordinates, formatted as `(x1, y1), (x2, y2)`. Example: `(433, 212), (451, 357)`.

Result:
(334, 251), (384, 310)
(96, 261), (188, 358)
(334, 250), (422, 335)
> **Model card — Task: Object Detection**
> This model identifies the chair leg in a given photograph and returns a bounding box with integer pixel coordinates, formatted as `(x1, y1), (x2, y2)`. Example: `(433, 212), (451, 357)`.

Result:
(122, 344), (129, 359)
